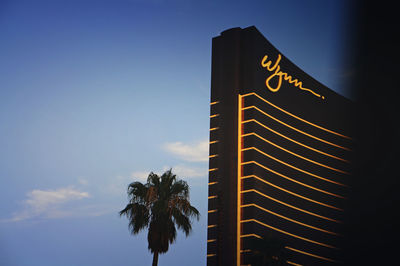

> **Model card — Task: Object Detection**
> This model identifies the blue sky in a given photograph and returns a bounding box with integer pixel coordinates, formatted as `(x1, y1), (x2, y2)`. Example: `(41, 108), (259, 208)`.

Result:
(0, 0), (354, 265)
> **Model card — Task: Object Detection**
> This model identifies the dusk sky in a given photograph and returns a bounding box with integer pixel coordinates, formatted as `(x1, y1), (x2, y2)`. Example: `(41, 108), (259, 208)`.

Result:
(0, 1), (354, 265)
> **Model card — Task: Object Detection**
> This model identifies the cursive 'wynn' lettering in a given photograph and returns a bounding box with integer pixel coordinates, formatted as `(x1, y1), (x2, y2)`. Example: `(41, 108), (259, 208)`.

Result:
(261, 54), (324, 99)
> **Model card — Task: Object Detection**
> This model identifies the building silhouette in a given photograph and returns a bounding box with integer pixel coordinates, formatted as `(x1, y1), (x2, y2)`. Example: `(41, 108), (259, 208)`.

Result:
(207, 26), (355, 266)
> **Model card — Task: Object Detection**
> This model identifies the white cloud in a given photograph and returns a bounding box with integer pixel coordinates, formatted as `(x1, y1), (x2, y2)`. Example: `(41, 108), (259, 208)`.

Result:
(163, 140), (208, 162)
(3, 187), (90, 222)
(162, 165), (206, 178)
(130, 171), (151, 182)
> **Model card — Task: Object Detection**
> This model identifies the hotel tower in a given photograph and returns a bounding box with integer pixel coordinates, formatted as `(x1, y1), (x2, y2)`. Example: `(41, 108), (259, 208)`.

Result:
(207, 27), (355, 266)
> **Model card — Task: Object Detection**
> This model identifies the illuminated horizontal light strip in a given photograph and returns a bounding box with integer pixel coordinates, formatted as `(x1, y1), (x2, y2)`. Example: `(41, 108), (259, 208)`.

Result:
(210, 114), (220, 118)
(243, 118), (349, 163)
(241, 188), (341, 223)
(241, 219), (338, 249)
(242, 92), (352, 140)
(208, 182), (218, 185)
(241, 234), (330, 265)
(242, 105), (351, 151)
(242, 161), (345, 204)
(240, 251), (304, 266)
(209, 140), (219, 144)
(209, 154), (219, 158)
(285, 246), (339, 263)
(242, 145), (348, 187)
(286, 261), (303, 266)
(208, 195), (218, 199)
(242, 132), (349, 176)
(240, 233), (262, 239)
(209, 168), (218, 172)
(210, 127), (219, 131)
(208, 209), (218, 213)
(210, 101), (219, 105)
(208, 224), (217, 228)
(241, 203), (340, 236)
(207, 254), (216, 257)
(207, 239), (217, 243)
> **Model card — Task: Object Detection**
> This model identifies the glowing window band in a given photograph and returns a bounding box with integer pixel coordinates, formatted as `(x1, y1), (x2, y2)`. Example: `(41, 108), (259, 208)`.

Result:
(241, 187), (341, 223)
(209, 140), (219, 144)
(208, 182), (218, 185)
(241, 234), (334, 264)
(242, 145), (348, 187)
(210, 114), (220, 118)
(210, 127), (219, 131)
(208, 195), (218, 199)
(241, 171), (343, 211)
(243, 118), (349, 163)
(242, 161), (344, 207)
(243, 131), (350, 177)
(209, 168), (218, 172)
(242, 92), (352, 140)
(243, 105), (351, 151)
(241, 219), (338, 249)
(241, 203), (339, 235)
(285, 246), (339, 263)
(210, 101), (219, 105)
(261, 54), (325, 100)
(286, 261), (303, 266)
(208, 209), (218, 213)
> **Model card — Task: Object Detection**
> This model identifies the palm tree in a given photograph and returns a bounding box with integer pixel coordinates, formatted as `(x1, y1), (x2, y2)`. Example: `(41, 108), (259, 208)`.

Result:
(119, 169), (200, 266)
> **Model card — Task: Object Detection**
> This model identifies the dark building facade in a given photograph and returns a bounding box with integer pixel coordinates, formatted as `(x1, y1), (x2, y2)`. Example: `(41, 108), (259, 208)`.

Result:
(207, 27), (355, 266)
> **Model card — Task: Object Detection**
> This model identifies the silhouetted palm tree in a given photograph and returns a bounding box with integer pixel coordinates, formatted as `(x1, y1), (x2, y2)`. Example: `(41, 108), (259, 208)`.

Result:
(120, 169), (200, 266)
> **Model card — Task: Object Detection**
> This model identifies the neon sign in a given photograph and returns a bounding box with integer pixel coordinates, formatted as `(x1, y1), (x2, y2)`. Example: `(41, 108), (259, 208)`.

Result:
(261, 54), (325, 99)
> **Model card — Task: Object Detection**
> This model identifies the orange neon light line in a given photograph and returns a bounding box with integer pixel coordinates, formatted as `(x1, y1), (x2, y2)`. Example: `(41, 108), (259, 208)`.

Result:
(208, 182), (218, 185)
(209, 127), (219, 131)
(242, 146), (348, 187)
(242, 118), (350, 163)
(242, 160), (345, 203)
(241, 187), (341, 223)
(286, 261), (303, 266)
(208, 209), (217, 213)
(241, 203), (339, 235)
(285, 246), (339, 263)
(208, 168), (218, 172)
(242, 131), (349, 176)
(209, 140), (219, 144)
(209, 154), (219, 158)
(207, 254), (216, 257)
(237, 94), (243, 266)
(208, 195), (218, 199)
(240, 171), (343, 211)
(242, 105), (351, 151)
(241, 219), (338, 249)
(207, 239), (217, 243)
(242, 92), (352, 140)
(240, 233), (262, 239)
(210, 101), (219, 105)
(207, 224), (217, 228)
(240, 233), (335, 263)
(210, 114), (220, 118)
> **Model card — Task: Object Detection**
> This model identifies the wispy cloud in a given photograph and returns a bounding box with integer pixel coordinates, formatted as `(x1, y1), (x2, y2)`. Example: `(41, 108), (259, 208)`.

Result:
(2, 187), (90, 222)
(162, 165), (206, 178)
(163, 140), (208, 162)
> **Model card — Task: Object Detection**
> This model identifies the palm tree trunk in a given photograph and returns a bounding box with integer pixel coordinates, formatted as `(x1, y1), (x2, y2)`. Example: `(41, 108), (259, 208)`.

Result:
(152, 251), (159, 266)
